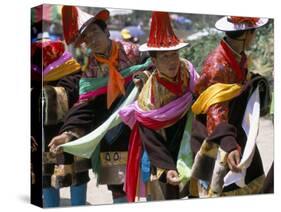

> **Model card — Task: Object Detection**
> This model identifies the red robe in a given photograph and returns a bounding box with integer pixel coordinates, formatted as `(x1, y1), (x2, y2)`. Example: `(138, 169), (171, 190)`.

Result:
(195, 39), (248, 136)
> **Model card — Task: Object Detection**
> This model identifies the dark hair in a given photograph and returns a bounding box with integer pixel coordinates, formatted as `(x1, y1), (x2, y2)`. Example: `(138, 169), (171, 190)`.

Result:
(226, 28), (256, 39)
(149, 51), (157, 58)
(92, 19), (107, 32)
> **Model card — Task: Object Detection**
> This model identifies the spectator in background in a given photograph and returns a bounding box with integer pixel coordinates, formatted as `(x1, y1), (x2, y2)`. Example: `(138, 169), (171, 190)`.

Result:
(119, 28), (141, 65)
(31, 38), (87, 207)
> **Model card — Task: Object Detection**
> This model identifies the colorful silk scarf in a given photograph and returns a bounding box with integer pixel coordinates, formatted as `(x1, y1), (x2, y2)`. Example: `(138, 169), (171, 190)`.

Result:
(119, 91), (193, 202)
(78, 58), (152, 101)
(43, 58), (81, 81)
(61, 86), (140, 159)
(220, 40), (246, 82)
(119, 60), (198, 202)
(192, 83), (242, 115)
(43, 51), (72, 75)
(94, 41), (125, 108)
(137, 59), (193, 111)
(177, 110), (194, 189)
(156, 66), (183, 96)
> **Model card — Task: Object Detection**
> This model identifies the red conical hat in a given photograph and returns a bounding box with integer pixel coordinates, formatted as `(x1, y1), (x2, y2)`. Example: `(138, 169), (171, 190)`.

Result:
(62, 5), (109, 46)
(139, 11), (188, 52)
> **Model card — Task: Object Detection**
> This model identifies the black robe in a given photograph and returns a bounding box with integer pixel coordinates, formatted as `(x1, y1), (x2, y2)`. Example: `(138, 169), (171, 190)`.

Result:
(40, 72), (91, 188)
(191, 75), (271, 194)
(136, 112), (189, 200)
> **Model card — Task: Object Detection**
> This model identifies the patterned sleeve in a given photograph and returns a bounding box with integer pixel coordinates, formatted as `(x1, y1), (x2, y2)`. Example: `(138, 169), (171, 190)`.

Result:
(206, 102), (229, 135)
(195, 63), (231, 135)
(119, 40), (141, 65)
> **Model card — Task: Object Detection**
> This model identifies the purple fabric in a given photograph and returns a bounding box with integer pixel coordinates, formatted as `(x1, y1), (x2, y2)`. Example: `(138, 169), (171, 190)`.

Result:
(119, 61), (198, 129)
(79, 86), (107, 101)
(119, 91), (193, 129)
(43, 51), (73, 75)
(78, 76), (132, 102)
(187, 60), (198, 93)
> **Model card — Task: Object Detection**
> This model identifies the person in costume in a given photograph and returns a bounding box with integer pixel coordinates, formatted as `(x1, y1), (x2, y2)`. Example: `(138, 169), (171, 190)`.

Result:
(190, 16), (271, 197)
(48, 6), (150, 203)
(31, 38), (90, 207)
(119, 11), (199, 202)
(119, 28), (141, 65)
(121, 28), (140, 44)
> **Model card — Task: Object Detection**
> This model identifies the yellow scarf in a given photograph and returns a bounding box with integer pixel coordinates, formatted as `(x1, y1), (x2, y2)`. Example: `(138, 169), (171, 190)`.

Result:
(192, 83), (242, 115)
(43, 58), (81, 82)
(137, 59), (190, 111)
(94, 41), (125, 109)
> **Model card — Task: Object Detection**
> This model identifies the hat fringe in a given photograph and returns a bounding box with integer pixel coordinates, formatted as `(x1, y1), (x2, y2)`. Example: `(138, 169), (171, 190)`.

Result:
(147, 12), (180, 48)
(62, 6), (79, 45)
(228, 16), (260, 26)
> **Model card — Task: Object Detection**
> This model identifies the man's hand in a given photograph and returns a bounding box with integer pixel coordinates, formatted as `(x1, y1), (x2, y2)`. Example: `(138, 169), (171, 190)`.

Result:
(166, 170), (180, 186)
(48, 133), (72, 154)
(227, 149), (241, 172)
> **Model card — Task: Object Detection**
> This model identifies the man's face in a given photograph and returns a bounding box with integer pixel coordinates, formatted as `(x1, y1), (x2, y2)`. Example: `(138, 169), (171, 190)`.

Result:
(81, 23), (109, 54)
(152, 50), (180, 79)
(245, 29), (257, 50)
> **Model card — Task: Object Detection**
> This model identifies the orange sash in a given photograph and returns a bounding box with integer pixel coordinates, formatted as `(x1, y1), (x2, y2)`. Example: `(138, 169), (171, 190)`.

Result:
(95, 41), (125, 108)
